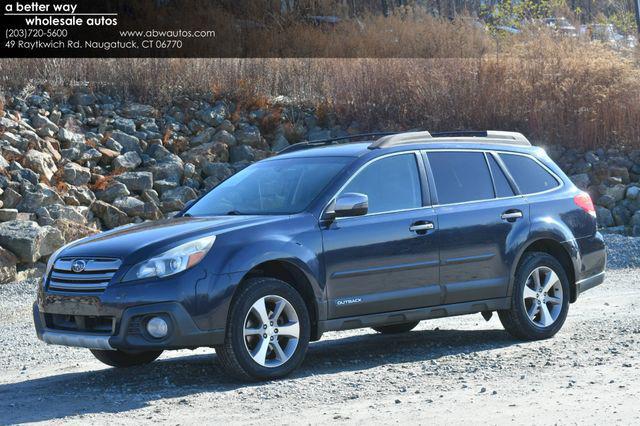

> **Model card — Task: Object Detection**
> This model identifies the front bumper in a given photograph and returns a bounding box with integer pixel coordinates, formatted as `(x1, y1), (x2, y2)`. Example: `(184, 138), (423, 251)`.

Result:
(33, 301), (225, 351)
(33, 267), (239, 351)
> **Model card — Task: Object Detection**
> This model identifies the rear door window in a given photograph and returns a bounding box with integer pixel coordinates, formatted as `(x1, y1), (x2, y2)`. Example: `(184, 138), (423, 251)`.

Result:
(427, 151), (494, 204)
(500, 153), (559, 194)
(487, 155), (515, 198)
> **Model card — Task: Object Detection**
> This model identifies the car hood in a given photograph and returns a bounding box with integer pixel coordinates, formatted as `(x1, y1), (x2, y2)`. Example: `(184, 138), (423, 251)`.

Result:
(59, 215), (288, 262)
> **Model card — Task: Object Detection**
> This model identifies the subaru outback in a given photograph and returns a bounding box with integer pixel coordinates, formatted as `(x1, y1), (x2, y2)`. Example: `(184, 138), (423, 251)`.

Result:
(33, 130), (606, 380)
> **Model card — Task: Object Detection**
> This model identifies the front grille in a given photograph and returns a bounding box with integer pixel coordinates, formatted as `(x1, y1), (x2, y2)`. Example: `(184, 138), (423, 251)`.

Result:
(45, 313), (115, 334)
(47, 258), (122, 293)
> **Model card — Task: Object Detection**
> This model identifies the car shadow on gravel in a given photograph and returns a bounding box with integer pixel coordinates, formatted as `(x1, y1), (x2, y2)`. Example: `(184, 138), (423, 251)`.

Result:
(0, 327), (516, 424)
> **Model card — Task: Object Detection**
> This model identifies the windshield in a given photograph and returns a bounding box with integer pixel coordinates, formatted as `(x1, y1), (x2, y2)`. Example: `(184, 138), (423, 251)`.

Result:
(185, 157), (351, 216)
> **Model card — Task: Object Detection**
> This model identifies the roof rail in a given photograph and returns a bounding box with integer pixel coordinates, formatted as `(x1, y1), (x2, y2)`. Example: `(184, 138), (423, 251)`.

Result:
(277, 131), (402, 155)
(369, 130), (531, 149)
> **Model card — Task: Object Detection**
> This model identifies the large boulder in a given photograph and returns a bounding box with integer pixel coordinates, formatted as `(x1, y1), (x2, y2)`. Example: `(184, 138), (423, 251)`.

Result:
(70, 91), (96, 106)
(570, 173), (589, 191)
(181, 142), (228, 168)
(17, 187), (64, 213)
(95, 181), (130, 203)
(24, 149), (57, 181)
(196, 103), (227, 126)
(39, 204), (90, 225)
(31, 114), (59, 134)
(113, 197), (163, 220)
(121, 103), (156, 118)
(229, 145), (255, 163)
(114, 171), (153, 192)
(57, 128), (85, 148)
(600, 184), (626, 203)
(626, 186), (640, 201)
(63, 162), (91, 186)
(234, 124), (262, 147)
(212, 129), (237, 146)
(78, 148), (103, 165)
(53, 219), (99, 244)
(611, 204), (631, 226)
(97, 146), (120, 166)
(112, 151), (142, 171)
(595, 206), (614, 228)
(112, 117), (136, 134)
(91, 201), (129, 229)
(0, 209), (18, 222)
(0, 246), (18, 284)
(161, 186), (198, 204)
(190, 127), (217, 146)
(307, 128), (332, 141)
(148, 158), (184, 186)
(203, 162), (234, 189)
(596, 194), (616, 210)
(610, 166), (630, 184)
(1, 188), (22, 209)
(67, 186), (96, 206)
(270, 134), (290, 152)
(110, 130), (142, 154)
(0, 220), (64, 263)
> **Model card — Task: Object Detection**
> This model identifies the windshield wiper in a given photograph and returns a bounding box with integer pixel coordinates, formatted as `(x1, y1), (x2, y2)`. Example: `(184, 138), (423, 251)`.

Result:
(225, 210), (245, 215)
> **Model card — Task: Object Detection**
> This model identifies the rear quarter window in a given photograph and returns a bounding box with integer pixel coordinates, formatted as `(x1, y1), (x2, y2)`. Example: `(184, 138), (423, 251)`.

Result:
(500, 153), (560, 194)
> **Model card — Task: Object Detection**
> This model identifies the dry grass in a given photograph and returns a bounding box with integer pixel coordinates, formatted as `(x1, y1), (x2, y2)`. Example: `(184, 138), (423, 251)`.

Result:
(1, 32), (639, 150)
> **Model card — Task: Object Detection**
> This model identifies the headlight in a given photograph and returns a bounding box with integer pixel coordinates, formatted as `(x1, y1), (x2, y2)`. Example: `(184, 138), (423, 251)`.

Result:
(122, 235), (216, 282)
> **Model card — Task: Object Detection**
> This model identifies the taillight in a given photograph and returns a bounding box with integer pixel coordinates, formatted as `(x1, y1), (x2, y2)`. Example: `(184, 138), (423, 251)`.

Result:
(574, 192), (596, 217)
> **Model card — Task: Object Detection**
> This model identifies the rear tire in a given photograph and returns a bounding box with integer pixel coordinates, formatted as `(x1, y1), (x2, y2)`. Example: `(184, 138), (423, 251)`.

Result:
(499, 252), (570, 340)
(215, 277), (310, 381)
(372, 321), (420, 334)
(90, 349), (163, 368)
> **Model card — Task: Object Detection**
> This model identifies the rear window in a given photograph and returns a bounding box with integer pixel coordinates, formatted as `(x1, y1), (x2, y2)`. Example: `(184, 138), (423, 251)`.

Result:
(500, 154), (559, 194)
(427, 151), (494, 204)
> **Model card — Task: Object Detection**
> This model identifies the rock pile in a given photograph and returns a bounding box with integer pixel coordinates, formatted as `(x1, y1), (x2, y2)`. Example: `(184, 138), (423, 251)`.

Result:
(549, 146), (640, 236)
(1, 86), (640, 282)
(0, 87), (344, 283)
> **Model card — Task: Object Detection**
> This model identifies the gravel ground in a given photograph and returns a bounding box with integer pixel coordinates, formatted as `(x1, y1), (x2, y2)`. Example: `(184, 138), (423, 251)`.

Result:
(0, 235), (638, 425)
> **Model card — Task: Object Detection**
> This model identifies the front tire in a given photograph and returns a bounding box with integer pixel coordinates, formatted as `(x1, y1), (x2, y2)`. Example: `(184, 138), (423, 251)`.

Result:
(499, 252), (570, 340)
(372, 321), (419, 334)
(215, 278), (310, 381)
(90, 349), (163, 368)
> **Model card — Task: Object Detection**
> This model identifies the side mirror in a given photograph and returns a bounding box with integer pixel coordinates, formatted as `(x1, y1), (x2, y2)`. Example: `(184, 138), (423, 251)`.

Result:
(331, 193), (369, 218)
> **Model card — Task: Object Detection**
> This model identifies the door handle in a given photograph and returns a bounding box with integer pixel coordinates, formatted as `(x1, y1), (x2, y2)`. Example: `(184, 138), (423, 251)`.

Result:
(501, 210), (523, 221)
(409, 222), (435, 233)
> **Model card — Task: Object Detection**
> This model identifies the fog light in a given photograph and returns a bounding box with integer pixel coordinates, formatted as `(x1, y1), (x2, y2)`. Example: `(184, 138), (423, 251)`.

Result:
(146, 317), (168, 339)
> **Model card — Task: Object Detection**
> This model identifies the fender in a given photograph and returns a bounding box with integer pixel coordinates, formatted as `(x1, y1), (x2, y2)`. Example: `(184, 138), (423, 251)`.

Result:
(223, 238), (325, 301)
(507, 215), (579, 298)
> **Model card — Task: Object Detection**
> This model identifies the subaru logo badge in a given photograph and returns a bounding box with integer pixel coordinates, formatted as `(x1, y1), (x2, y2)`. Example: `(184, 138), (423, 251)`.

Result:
(71, 259), (86, 273)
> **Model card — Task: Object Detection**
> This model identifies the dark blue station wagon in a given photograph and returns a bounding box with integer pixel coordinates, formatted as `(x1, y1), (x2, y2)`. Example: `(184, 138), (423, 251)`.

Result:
(34, 130), (606, 380)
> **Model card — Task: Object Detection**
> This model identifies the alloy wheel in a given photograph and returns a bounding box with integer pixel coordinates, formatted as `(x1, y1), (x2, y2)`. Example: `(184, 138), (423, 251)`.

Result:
(243, 295), (300, 368)
(522, 266), (563, 328)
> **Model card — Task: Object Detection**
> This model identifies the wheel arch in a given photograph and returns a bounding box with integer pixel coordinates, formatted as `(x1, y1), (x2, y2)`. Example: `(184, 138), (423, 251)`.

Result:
(236, 259), (324, 341)
(511, 237), (578, 303)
